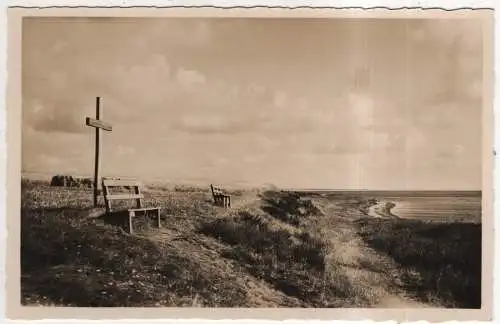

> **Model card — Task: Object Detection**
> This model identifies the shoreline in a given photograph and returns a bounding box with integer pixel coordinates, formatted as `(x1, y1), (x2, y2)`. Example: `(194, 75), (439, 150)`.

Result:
(366, 200), (400, 219)
(364, 199), (481, 224)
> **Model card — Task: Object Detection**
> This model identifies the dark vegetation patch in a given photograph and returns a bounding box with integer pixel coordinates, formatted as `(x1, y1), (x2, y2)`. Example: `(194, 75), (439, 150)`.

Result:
(20, 182), (248, 307)
(199, 207), (367, 307)
(356, 218), (482, 308)
(21, 206), (248, 307)
(259, 191), (323, 226)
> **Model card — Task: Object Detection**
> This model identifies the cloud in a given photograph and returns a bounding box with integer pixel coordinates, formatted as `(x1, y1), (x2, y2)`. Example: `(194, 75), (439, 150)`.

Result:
(417, 19), (482, 51)
(108, 54), (174, 110)
(117, 145), (135, 156)
(272, 90), (287, 108)
(23, 99), (87, 134)
(163, 83), (336, 136)
(52, 40), (69, 53)
(21, 18), (482, 189)
(22, 124), (92, 175)
(174, 113), (241, 134)
(347, 92), (374, 128)
(412, 20), (483, 107)
(350, 67), (372, 93)
(176, 68), (207, 89)
(144, 19), (213, 49)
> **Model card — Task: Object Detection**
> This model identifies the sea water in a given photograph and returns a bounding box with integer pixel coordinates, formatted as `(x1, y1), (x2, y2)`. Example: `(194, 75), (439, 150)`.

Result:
(377, 196), (482, 222)
(322, 191), (482, 223)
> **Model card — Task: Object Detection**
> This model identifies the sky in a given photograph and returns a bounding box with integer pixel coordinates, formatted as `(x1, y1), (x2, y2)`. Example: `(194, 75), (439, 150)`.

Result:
(22, 17), (484, 190)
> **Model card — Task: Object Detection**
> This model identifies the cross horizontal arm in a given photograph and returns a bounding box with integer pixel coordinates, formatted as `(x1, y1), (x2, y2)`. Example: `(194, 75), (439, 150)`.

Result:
(86, 117), (113, 131)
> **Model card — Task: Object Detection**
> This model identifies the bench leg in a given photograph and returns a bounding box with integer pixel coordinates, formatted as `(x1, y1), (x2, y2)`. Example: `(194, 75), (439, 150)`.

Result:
(157, 209), (161, 228)
(128, 211), (135, 234)
(228, 196), (231, 208)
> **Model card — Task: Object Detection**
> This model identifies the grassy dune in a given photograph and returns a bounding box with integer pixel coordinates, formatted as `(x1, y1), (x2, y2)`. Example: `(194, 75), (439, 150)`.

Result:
(356, 218), (481, 308)
(20, 179), (481, 308)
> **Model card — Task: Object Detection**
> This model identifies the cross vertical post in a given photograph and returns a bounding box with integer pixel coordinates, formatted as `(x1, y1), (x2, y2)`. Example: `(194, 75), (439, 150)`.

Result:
(86, 96), (113, 208)
(93, 97), (101, 207)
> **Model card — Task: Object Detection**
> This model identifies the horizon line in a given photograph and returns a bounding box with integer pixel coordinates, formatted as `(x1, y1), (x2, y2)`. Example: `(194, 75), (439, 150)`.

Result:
(20, 171), (482, 192)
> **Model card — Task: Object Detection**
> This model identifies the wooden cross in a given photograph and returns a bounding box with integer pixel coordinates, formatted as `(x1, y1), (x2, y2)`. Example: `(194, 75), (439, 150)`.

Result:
(85, 97), (113, 207)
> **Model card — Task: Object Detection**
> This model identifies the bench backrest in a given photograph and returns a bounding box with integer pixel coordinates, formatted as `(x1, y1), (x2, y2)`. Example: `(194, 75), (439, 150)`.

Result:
(102, 177), (144, 213)
(210, 184), (227, 196)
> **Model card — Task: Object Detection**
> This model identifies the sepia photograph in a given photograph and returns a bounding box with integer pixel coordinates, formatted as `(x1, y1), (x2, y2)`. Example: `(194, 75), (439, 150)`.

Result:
(5, 6), (494, 322)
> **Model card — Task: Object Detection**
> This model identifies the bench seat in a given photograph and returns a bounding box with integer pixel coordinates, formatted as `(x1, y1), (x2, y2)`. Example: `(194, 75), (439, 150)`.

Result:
(128, 207), (161, 213)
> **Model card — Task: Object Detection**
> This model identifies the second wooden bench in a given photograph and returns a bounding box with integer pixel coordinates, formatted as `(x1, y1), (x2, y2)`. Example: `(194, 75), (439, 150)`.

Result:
(210, 184), (231, 208)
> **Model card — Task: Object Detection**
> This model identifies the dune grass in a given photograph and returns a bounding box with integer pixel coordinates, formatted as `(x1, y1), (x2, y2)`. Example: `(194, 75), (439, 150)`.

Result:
(20, 181), (250, 307)
(20, 179), (482, 308)
(22, 206), (245, 307)
(258, 191), (323, 226)
(356, 218), (482, 308)
(199, 211), (334, 306)
(197, 192), (377, 307)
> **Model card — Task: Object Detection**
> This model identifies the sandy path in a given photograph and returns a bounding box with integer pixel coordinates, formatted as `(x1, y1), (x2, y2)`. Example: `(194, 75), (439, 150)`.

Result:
(225, 195), (433, 308)
(313, 201), (434, 308)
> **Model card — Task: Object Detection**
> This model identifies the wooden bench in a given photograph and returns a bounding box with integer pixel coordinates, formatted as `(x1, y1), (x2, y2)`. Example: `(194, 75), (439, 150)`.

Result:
(102, 178), (161, 234)
(210, 184), (231, 208)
